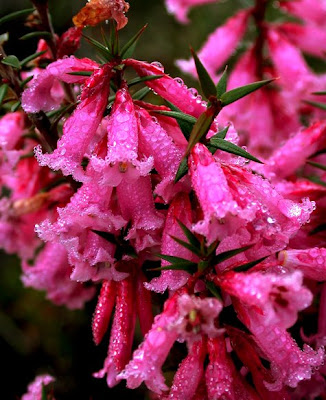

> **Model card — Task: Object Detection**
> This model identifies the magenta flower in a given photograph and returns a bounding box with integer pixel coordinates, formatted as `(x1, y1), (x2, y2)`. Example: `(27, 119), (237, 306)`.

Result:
(165, 0), (217, 23)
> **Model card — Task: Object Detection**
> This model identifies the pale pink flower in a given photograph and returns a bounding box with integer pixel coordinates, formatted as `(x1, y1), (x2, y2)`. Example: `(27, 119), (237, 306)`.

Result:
(165, 0), (216, 23)
(22, 242), (95, 309)
(177, 9), (250, 78)
(22, 374), (55, 400)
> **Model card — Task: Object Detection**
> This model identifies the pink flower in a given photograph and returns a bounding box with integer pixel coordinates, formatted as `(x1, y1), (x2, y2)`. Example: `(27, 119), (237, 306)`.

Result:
(177, 9), (250, 79)
(145, 193), (194, 293)
(35, 64), (112, 180)
(94, 277), (136, 387)
(167, 340), (206, 399)
(22, 242), (95, 309)
(22, 374), (55, 400)
(165, 0), (217, 23)
(219, 270), (312, 329)
(279, 248), (326, 281)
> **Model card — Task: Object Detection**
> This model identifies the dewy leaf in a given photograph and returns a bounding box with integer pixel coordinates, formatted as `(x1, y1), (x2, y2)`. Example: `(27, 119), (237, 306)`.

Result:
(191, 48), (217, 99)
(174, 156), (189, 183)
(127, 74), (164, 87)
(208, 138), (263, 163)
(73, 0), (130, 30)
(216, 66), (228, 98)
(19, 31), (52, 40)
(132, 86), (151, 100)
(176, 219), (201, 250)
(83, 34), (114, 60)
(212, 245), (252, 265)
(1, 55), (20, 69)
(0, 8), (34, 27)
(20, 50), (47, 67)
(91, 229), (117, 244)
(220, 79), (274, 106)
(120, 24), (147, 58)
(307, 160), (326, 172)
(303, 100), (326, 111)
(68, 71), (93, 77)
(209, 125), (229, 140)
(169, 235), (202, 257)
(233, 256), (268, 273)
(185, 109), (215, 157)
(155, 107), (196, 140)
(206, 281), (222, 300)
(0, 84), (8, 105)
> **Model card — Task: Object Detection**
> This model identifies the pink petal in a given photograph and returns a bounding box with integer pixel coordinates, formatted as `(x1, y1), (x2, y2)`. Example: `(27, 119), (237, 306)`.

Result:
(22, 56), (98, 113)
(125, 58), (206, 117)
(177, 9), (249, 78)
(35, 65), (112, 179)
(165, 0), (217, 23)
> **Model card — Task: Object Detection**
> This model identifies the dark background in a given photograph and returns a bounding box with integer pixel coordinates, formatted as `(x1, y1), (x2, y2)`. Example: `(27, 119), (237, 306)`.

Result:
(0, 0), (243, 398)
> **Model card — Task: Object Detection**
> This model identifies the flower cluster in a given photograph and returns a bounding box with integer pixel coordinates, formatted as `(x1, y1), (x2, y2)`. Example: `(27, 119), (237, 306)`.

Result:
(1, 0), (326, 398)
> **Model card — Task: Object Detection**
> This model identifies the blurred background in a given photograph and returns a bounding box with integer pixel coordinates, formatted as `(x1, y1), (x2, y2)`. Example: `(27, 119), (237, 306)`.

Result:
(0, 0), (244, 398)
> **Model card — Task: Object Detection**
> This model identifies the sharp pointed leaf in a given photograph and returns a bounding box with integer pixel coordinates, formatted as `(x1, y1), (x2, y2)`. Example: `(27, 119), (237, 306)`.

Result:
(233, 256), (268, 272)
(91, 229), (117, 244)
(121, 24), (148, 58)
(19, 31), (52, 40)
(174, 157), (189, 183)
(169, 235), (202, 257)
(148, 263), (197, 273)
(176, 219), (201, 249)
(209, 138), (263, 163)
(20, 50), (47, 67)
(132, 86), (151, 100)
(83, 34), (113, 60)
(210, 125), (229, 141)
(206, 281), (222, 300)
(0, 8), (34, 26)
(11, 101), (21, 112)
(306, 175), (326, 187)
(68, 71), (93, 77)
(312, 91), (326, 95)
(216, 66), (228, 98)
(212, 245), (252, 265)
(191, 48), (217, 99)
(307, 160), (326, 171)
(128, 74), (164, 87)
(303, 100), (326, 111)
(20, 75), (34, 88)
(156, 253), (194, 264)
(220, 79), (274, 106)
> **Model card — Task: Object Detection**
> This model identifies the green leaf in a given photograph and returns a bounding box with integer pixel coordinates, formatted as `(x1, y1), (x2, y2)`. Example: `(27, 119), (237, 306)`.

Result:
(185, 110), (215, 157)
(1, 55), (20, 69)
(303, 100), (326, 111)
(152, 109), (196, 139)
(174, 157), (189, 183)
(206, 281), (222, 300)
(0, 84), (8, 105)
(11, 101), (21, 112)
(156, 253), (194, 265)
(68, 71), (93, 77)
(149, 263), (197, 273)
(20, 75), (34, 88)
(209, 125), (229, 141)
(212, 245), (252, 265)
(121, 24), (148, 59)
(191, 48), (216, 99)
(169, 235), (202, 257)
(19, 31), (52, 40)
(309, 223), (326, 236)
(128, 74), (164, 87)
(20, 50), (47, 67)
(91, 229), (117, 244)
(176, 219), (201, 250)
(109, 20), (119, 56)
(41, 384), (47, 400)
(132, 86), (151, 100)
(0, 8), (34, 26)
(83, 34), (113, 61)
(233, 256), (268, 273)
(306, 175), (326, 187)
(312, 91), (326, 95)
(216, 66), (228, 98)
(205, 239), (219, 257)
(307, 160), (326, 172)
(208, 138), (263, 163)
(220, 79), (274, 106)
